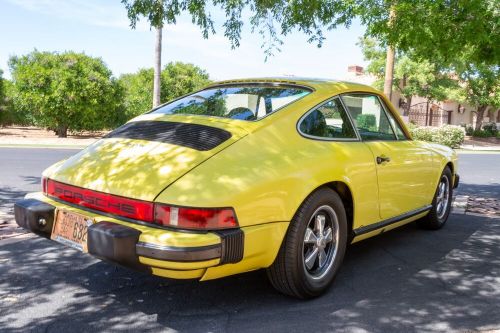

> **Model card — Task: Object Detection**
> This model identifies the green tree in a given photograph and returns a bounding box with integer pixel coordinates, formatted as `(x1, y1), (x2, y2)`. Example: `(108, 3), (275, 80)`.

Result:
(359, 38), (459, 115)
(456, 64), (500, 131)
(119, 68), (154, 119)
(0, 69), (4, 102)
(121, 1), (498, 66)
(0, 69), (7, 126)
(9, 51), (126, 137)
(161, 62), (210, 101)
(119, 61), (211, 118)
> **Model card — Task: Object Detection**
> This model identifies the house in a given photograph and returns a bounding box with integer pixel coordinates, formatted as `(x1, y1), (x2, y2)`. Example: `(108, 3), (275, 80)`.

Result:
(342, 65), (500, 128)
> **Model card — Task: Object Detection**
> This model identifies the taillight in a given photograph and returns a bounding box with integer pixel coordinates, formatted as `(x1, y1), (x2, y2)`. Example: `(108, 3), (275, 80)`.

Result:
(43, 179), (238, 230)
(42, 177), (48, 194)
(46, 179), (154, 221)
(154, 204), (238, 230)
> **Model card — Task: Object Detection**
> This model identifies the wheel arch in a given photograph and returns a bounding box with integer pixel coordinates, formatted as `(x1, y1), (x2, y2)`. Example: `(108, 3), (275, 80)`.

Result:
(292, 180), (355, 237)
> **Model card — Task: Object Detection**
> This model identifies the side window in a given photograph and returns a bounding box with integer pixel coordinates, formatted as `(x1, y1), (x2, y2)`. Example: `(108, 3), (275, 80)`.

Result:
(299, 98), (357, 139)
(382, 103), (408, 140)
(341, 94), (397, 141)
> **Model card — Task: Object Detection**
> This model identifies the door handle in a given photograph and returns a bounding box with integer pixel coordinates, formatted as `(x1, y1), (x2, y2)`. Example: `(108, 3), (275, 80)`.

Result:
(376, 155), (391, 164)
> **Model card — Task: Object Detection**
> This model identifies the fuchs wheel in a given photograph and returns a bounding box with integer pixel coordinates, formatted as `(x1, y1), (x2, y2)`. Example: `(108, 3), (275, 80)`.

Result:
(418, 167), (453, 230)
(266, 188), (348, 299)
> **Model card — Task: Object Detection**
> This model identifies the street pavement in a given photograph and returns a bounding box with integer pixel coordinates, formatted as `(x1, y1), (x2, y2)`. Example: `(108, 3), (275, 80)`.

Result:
(0, 148), (499, 333)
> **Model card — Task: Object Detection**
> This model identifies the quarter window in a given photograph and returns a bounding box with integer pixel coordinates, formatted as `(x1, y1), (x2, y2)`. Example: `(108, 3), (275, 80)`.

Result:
(299, 98), (357, 139)
(341, 94), (397, 141)
(383, 104), (408, 140)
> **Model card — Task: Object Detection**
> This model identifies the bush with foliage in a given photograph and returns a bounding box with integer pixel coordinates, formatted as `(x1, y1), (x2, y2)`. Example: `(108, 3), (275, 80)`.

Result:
(409, 124), (465, 148)
(9, 50), (126, 137)
(464, 124), (474, 136)
(119, 62), (211, 119)
(356, 114), (376, 130)
(481, 122), (498, 136)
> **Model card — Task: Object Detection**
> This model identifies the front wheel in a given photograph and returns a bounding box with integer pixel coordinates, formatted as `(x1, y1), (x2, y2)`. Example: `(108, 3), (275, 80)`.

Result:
(266, 188), (348, 299)
(418, 167), (453, 230)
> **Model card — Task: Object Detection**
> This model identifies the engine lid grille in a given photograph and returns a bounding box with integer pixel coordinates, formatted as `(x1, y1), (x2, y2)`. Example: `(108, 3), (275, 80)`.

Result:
(105, 121), (232, 151)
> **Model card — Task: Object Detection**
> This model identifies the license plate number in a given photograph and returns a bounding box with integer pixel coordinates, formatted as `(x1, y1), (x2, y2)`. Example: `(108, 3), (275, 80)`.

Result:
(51, 209), (94, 252)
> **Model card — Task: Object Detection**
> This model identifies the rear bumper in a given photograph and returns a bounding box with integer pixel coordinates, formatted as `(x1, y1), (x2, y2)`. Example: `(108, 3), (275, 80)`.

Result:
(14, 198), (244, 277)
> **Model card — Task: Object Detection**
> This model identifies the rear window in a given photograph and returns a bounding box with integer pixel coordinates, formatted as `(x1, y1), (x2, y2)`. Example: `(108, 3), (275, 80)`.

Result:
(151, 84), (311, 121)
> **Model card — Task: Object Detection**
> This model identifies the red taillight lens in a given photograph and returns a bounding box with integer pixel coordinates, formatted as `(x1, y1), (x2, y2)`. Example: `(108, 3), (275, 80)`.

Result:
(154, 204), (238, 230)
(46, 179), (154, 221)
(44, 179), (238, 230)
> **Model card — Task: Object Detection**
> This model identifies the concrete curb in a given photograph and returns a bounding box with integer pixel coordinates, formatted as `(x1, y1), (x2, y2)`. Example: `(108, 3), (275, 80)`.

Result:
(0, 144), (85, 149)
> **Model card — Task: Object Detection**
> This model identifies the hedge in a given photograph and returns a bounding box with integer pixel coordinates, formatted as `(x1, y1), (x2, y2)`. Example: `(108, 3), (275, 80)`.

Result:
(408, 124), (465, 148)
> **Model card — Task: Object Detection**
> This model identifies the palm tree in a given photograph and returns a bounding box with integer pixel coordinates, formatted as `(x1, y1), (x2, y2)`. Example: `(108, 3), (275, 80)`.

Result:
(153, 27), (162, 108)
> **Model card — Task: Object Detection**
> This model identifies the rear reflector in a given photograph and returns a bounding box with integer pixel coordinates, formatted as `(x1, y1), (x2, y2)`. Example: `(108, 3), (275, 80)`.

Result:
(46, 179), (154, 221)
(154, 204), (238, 230)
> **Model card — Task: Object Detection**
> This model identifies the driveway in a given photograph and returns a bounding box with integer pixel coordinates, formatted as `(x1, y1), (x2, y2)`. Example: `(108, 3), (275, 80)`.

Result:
(0, 148), (499, 332)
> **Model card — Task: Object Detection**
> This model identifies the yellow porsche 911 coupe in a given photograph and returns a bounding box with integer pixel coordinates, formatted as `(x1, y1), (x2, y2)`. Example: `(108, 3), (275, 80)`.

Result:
(15, 78), (458, 298)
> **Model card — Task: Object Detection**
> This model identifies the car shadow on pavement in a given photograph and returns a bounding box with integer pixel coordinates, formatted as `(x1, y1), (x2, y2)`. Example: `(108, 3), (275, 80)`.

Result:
(1, 212), (499, 332)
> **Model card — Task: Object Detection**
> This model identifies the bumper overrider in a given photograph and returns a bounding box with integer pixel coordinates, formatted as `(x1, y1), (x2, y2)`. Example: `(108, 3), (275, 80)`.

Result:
(454, 173), (460, 189)
(14, 198), (244, 277)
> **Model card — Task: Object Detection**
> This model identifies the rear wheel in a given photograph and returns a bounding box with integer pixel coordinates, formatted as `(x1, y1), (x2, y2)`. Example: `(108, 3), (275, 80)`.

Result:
(418, 167), (453, 230)
(266, 188), (347, 299)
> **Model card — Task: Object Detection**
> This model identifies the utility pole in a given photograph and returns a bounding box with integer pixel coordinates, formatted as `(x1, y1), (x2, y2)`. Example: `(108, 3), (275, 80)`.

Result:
(153, 27), (162, 108)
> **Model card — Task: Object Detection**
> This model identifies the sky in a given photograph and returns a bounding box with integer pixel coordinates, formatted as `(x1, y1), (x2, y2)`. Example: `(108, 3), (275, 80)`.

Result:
(0, 0), (368, 81)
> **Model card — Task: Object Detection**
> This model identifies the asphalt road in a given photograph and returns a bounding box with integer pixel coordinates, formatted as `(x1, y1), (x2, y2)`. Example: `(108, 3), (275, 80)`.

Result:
(0, 148), (499, 333)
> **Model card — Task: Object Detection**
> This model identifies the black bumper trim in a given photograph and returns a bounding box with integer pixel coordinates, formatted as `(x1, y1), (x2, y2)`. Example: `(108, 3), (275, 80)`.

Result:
(216, 229), (244, 264)
(14, 199), (55, 237)
(136, 242), (222, 262)
(454, 174), (460, 189)
(87, 221), (151, 272)
(353, 205), (432, 236)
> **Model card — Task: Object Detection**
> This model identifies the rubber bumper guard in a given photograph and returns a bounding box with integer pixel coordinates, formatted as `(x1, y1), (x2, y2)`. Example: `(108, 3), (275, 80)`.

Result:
(14, 198), (55, 237)
(15, 199), (244, 272)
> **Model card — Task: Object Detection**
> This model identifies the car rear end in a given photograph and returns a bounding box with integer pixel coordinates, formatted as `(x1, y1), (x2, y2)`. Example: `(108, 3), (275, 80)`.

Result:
(14, 80), (312, 280)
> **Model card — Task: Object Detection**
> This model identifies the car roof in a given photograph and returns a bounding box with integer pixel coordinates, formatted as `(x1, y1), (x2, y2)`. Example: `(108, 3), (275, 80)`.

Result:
(206, 77), (379, 94)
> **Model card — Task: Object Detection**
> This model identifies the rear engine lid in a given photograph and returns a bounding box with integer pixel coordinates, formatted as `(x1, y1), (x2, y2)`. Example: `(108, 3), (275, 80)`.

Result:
(45, 117), (249, 202)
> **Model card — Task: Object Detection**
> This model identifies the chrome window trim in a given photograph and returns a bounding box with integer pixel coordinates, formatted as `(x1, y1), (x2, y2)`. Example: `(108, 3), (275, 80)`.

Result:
(296, 97), (360, 142)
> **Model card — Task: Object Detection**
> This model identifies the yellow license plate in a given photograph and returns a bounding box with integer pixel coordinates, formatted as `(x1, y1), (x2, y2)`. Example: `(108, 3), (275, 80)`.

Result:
(51, 209), (94, 252)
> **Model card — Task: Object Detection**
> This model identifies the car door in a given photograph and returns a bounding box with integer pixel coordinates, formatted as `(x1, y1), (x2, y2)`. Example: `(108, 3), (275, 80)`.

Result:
(298, 97), (381, 227)
(341, 93), (435, 220)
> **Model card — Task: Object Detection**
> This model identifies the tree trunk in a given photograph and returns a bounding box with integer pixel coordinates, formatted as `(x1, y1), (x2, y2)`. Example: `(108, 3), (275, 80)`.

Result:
(153, 27), (162, 108)
(404, 95), (412, 116)
(475, 105), (488, 131)
(57, 125), (68, 138)
(383, 46), (396, 101)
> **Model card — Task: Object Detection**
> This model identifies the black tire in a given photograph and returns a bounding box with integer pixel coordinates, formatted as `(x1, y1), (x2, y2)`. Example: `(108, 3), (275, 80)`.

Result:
(266, 187), (348, 299)
(417, 167), (453, 230)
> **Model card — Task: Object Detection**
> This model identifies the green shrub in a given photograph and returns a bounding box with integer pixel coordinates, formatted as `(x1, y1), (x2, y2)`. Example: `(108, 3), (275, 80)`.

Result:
(472, 129), (493, 137)
(460, 124), (474, 136)
(409, 125), (465, 148)
(482, 122), (498, 136)
(356, 114), (376, 130)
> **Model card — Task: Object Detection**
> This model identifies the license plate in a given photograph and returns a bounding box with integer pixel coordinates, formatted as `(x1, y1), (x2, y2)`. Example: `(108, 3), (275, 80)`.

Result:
(51, 209), (94, 252)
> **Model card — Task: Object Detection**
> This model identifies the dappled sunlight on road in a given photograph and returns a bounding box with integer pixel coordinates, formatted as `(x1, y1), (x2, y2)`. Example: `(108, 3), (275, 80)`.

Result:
(1, 214), (499, 332)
